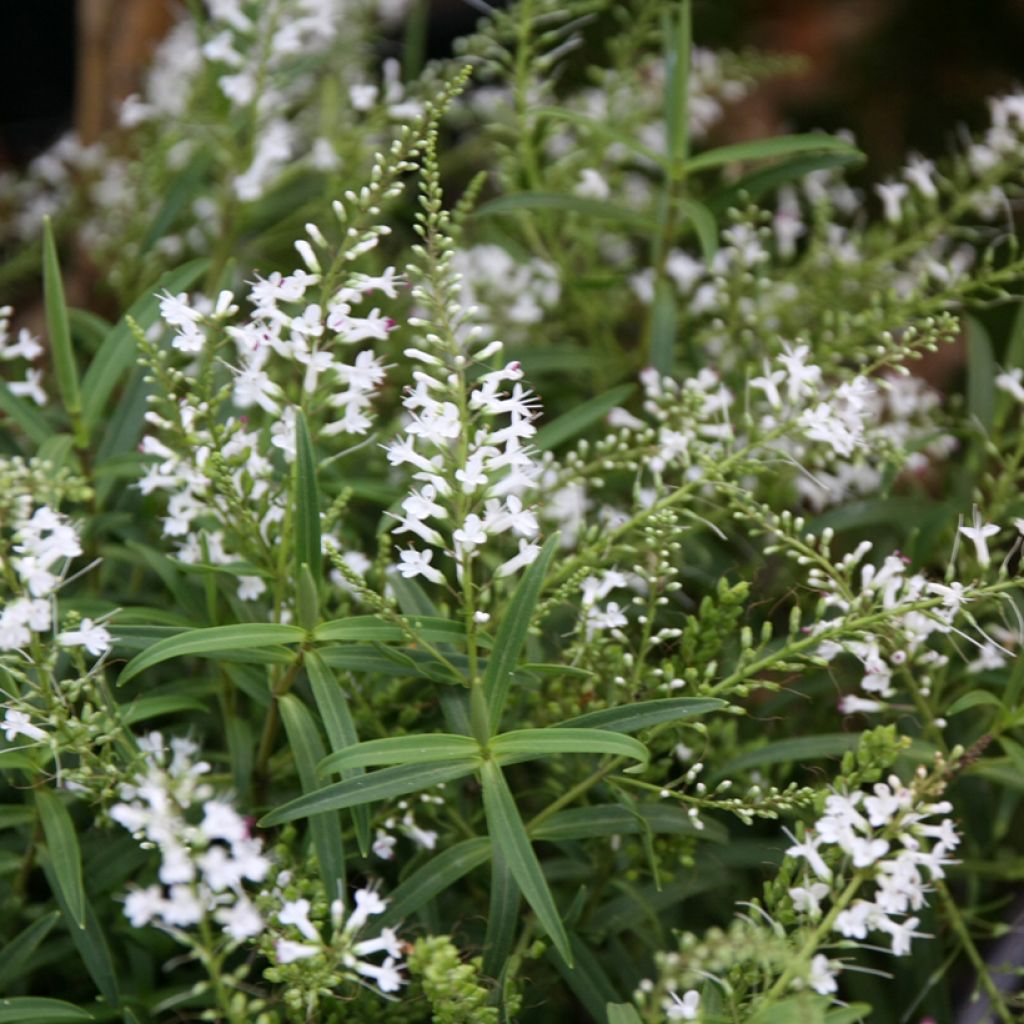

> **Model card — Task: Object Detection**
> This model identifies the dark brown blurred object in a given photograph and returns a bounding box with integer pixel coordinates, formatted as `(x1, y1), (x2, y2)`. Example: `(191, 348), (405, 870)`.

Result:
(75, 0), (176, 144)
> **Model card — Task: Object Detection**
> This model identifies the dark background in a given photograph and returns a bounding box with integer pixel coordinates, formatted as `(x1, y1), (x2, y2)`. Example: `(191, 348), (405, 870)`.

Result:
(3, 0), (1024, 173)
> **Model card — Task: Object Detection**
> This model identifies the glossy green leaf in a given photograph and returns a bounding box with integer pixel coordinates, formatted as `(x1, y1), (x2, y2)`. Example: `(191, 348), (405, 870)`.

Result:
(279, 695), (345, 900)
(319, 734), (480, 774)
(122, 695), (209, 725)
(293, 409), (321, 585)
(475, 192), (652, 230)
(377, 837), (491, 928)
(946, 689), (1003, 716)
(313, 614), (478, 647)
(306, 651), (370, 854)
(492, 728), (648, 767)
(117, 623), (306, 685)
(532, 802), (727, 844)
(260, 759), (477, 826)
(606, 1004), (644, 1024)
(675, 196), (718, 262)
(81, 258), (208, 430)
(483, 533), (560, 734)
(536, 384), (636, 451)
(554, 697), (725, 734)
(685, 133), (861, 174)
(712, 733), (861, 780)
(42, 218), (81, 428)
(480, 760), (572, 965)
(649, 277), (677, 375)
(482, 847), (519, 978)
(0, 998), (93, 1022)
(36, 790), (85, 929)
(0, 911), (59, 990)
(40, 860), (119, 1006)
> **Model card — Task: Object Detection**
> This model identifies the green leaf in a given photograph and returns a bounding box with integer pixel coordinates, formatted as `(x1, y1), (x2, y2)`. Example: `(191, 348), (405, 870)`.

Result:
(482, 847), (520, 978)
(554, 697), (725, 734)
(0, 380), (52, 445)
(0, 998), (93, 1022)
(117, 623), (306, 685)
(81, 259), (208, 430)
(40, 860), (119, 1006)
(606, 1004), (644, 1024)
(947, 689), (1003, 716)
(675, 196), (718, 262)
(664, 0), (692, 169)
(480, 760), (572, 965)
(966, 314), (996, 431)
(377, 837), (491, 928)
(536, 384), (636, 451)
(548, 933), (620, 1021)
(122, 695), (209, 725)
(475, 192), (652, 230)
(260, 760), (477, 826)
(36, 790), (85, 929)
(532, 107), (668, 169)
(483, 534), (560, 734)
(279, 695), (346, 900)
(532, 802), (727, 844)
(649, 277), (677, 375)
(0, 912), (60, 990)
(685, 133), (861, 174)
(749, 994), (827, 1024)
(491, 728), (648, 767)
(42, 218), (82, 428)
(708, 151), (864, 214)
(319, 734), (481, 774)
(293, 409), (321, 586)
(313, 614), (478, 647)
(712, 733), (861, 780)
(140, 150), (212, 255)
(824, 1005), (872, 1024)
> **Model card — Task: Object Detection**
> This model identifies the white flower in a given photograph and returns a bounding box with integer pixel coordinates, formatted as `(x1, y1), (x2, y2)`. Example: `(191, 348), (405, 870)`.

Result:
(875, 180), (909, 224)
(276, 938), (321, 964)
(995, 367), (1024, 403)
(958, 508), (1000, 569)
(124, 885), (166, 928)
(396, 547), (445, 585)
(665, 989), (700, 1020)
(808, 954), (839, 995)
(215, 897), (263, 941)
(2, 710), (47, 743)
(279, 898), (319, 941)
(789, 880), (830, 919)
(784, 829), (832, 882)
(58, 619), (111, 657)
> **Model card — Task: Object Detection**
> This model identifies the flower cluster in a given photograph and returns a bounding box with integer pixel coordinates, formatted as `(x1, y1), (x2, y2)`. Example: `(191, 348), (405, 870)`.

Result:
(112, 732), (270, 941)
(267, 887), (405, 994)
(786, 772), (959, 965)
(0, 305), (46, 407)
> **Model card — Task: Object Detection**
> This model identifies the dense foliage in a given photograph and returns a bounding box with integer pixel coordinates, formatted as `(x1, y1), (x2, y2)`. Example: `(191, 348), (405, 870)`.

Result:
(2, 2), (1024, 1021)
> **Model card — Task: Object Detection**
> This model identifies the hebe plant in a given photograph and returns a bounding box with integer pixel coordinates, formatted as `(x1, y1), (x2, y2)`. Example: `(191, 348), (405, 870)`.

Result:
(1, 0), (1024, 1021)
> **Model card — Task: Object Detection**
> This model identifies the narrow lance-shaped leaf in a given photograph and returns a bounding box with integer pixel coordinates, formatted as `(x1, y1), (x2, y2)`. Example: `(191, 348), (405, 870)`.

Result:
(279, 695), (345, 900)
(42, 218), (83, 444)
(483, 533), (560, 734)
(684, 132), (862, 174)
(491, 728), (649, 769)
(0, 912), (60, 990)
(377, 837), (491, 928)
(319, 734), (481, 774)
(536, 384), (636, 451)
(480, 760), (572, 965)
(482, 847), (520, 978)
(260, 760), (478, 826)
(35, 790), (85, 929)
(0, 998), (94, 1023)
(117, 622), (306, 686)
(553, 696), (725, 734)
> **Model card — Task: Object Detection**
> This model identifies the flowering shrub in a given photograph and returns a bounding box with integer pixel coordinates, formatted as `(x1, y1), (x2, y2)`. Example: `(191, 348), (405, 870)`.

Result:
(2, 1), (1024, 1022)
